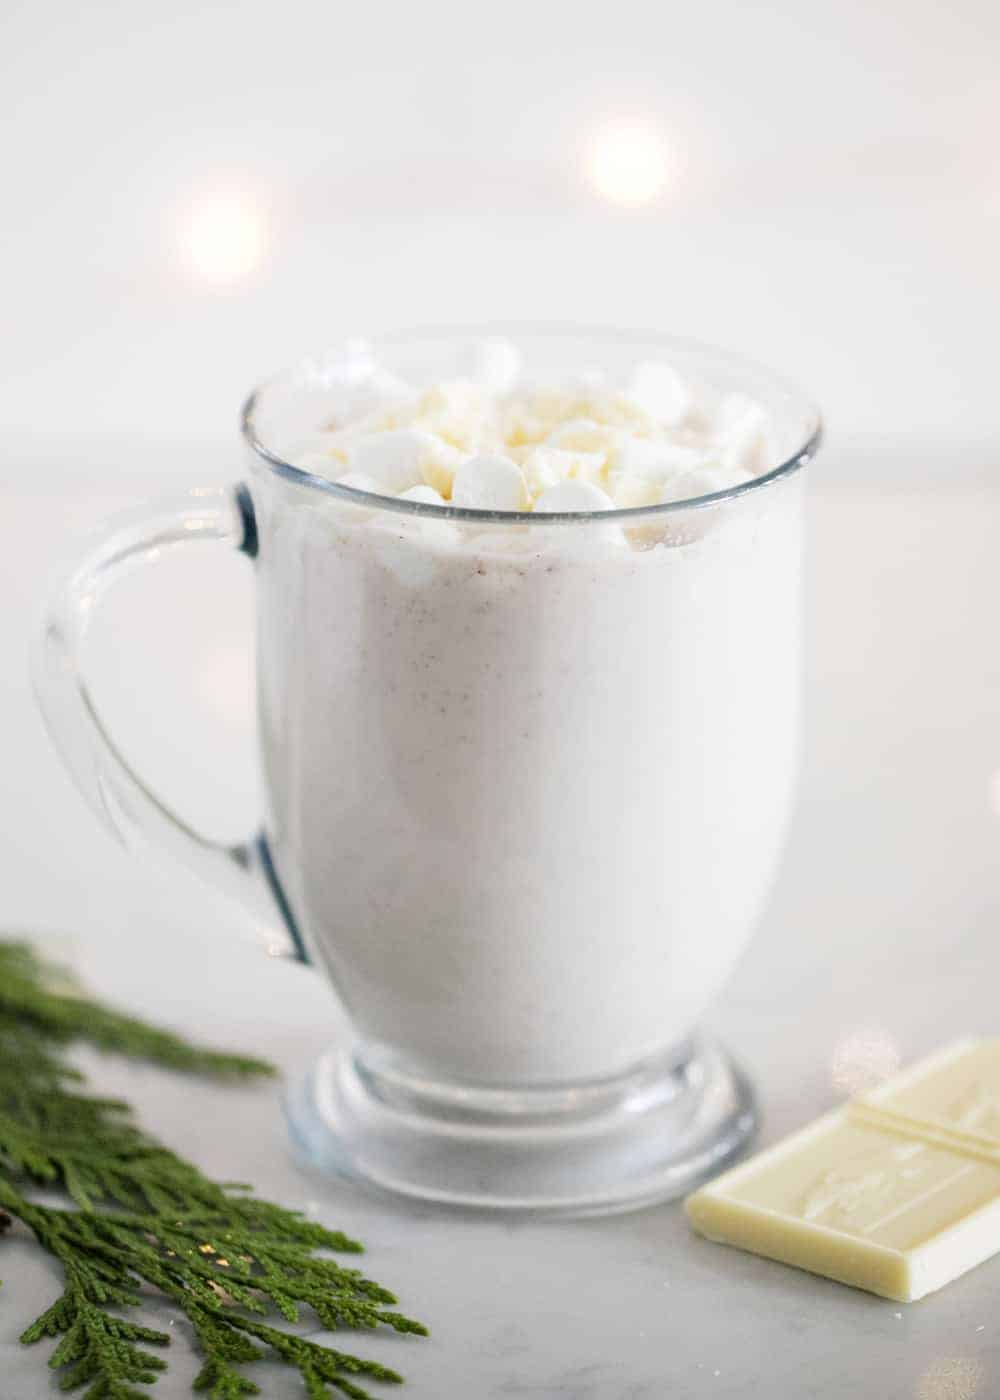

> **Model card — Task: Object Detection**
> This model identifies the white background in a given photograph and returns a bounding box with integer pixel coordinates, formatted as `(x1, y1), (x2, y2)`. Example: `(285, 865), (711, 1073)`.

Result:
(2, 0), (999, 477)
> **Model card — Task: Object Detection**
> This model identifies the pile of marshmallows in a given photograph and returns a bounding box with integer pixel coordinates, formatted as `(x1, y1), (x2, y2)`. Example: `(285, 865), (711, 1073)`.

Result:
(292, 340), (772, 515)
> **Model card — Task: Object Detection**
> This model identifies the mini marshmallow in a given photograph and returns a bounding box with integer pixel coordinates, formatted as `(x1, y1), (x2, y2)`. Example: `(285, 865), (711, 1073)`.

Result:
(605, 439), (703, 507)
(546, 419), (618, 455)
(714, 394), (769, 471)
(289, 432), (353, 466)
(533, 479), (615, 513)
(399, 484), (447, 506)
(584, 391), (658, 436)
(500, 406), (549, 447)
(468, 338), (522, 396)
(348, 429), (438, 494)
(420, 439), (466, 498)
(613, 435), (704, 479)
(349, 367), (415, 423)
(305, 349), (414, 430)
(522, 446), (607, 497)
(415, 381), (493, 451)
(627, 362), (691, 428)
(295, 450), (351, 476)
(502, 381), (614, 442)
(658, 465), (754, 504)
(451, 454), (529, 512)
(521, 446), (577, 498)
(330, 470), (383, 523)
(335, 471), (382, 494)
(568, 451), (609, 486)
(608, 473), (664, 509)
(627, 464), (753, 552)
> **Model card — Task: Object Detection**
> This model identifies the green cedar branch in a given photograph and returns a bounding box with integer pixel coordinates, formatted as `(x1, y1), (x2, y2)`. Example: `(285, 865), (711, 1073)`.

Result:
(0, 941), (426, 1398)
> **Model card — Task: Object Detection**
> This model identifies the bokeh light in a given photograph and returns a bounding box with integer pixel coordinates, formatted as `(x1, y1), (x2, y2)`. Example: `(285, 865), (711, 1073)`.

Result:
(178, 193), (267, 285)
(917, 1357), (984, 1400)
(587, 118), (671, 208)
(831, 1026), (902, 1096)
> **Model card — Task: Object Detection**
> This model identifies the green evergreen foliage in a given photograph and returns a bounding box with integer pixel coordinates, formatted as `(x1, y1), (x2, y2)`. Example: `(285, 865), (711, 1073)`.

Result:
(0, 941), (426, 1398)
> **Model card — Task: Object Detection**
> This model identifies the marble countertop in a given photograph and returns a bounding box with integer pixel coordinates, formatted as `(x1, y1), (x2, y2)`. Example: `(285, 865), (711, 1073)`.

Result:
(1, 462), (999, 1398)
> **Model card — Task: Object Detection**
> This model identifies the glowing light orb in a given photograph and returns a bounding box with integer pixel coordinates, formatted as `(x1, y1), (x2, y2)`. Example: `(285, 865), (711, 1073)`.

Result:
(179, 194), (267, 285)
(587, 119), (671, 208)
(831, 1026), (902, 1097)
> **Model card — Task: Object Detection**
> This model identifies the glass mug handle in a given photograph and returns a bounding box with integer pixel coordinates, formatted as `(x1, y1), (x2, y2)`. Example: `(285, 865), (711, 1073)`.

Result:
(33, 483), (308, 962)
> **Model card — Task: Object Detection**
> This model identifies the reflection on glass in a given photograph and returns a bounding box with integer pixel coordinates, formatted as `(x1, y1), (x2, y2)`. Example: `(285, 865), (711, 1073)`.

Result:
(179, 194), (267, 285)
(831, 1026), (902, 1096)
(586, 118), (670, 208)
(917, 1356), (984, 1400)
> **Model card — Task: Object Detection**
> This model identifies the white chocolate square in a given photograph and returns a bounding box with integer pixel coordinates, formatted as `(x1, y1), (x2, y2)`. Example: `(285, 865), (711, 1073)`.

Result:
(858, 1038), (1000, 1155)
(687, 1041), (1000, 1302)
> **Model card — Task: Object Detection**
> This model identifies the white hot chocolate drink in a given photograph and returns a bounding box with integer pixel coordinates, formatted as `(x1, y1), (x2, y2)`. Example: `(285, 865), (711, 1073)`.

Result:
(252, 337), (807, 1085)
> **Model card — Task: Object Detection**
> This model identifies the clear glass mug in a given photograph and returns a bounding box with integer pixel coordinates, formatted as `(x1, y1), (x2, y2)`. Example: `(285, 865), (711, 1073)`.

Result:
(35, 327), (821, 1215)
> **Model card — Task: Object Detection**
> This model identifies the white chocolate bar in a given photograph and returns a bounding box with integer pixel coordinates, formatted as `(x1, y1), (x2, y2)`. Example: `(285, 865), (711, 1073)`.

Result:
(856, 1038), (1000, 1158)
(686, 1040), (1000, 1301)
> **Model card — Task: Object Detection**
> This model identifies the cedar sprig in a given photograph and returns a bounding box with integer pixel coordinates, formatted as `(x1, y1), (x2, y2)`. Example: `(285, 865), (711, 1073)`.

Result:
(0, 941), (426, 1398)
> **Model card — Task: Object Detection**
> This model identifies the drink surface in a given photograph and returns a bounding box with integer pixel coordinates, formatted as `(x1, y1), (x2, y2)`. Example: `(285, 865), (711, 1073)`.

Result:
(287, 337), (775, 517)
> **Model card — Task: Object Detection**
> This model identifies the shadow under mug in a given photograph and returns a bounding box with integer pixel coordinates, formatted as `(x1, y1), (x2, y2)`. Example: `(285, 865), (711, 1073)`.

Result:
(35, 326), (821, 1215)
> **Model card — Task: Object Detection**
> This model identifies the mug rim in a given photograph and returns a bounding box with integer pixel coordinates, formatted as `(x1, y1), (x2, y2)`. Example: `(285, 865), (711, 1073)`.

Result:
(240, 323), (823, 525)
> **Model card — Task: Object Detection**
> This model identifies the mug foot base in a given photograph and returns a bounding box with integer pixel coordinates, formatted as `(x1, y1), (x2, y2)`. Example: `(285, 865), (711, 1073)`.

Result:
(284, 1037), (756, 1217)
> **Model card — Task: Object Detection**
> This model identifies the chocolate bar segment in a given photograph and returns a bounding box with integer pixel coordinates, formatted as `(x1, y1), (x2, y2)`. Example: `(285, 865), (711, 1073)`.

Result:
(686, 1040), (1000, 1301)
